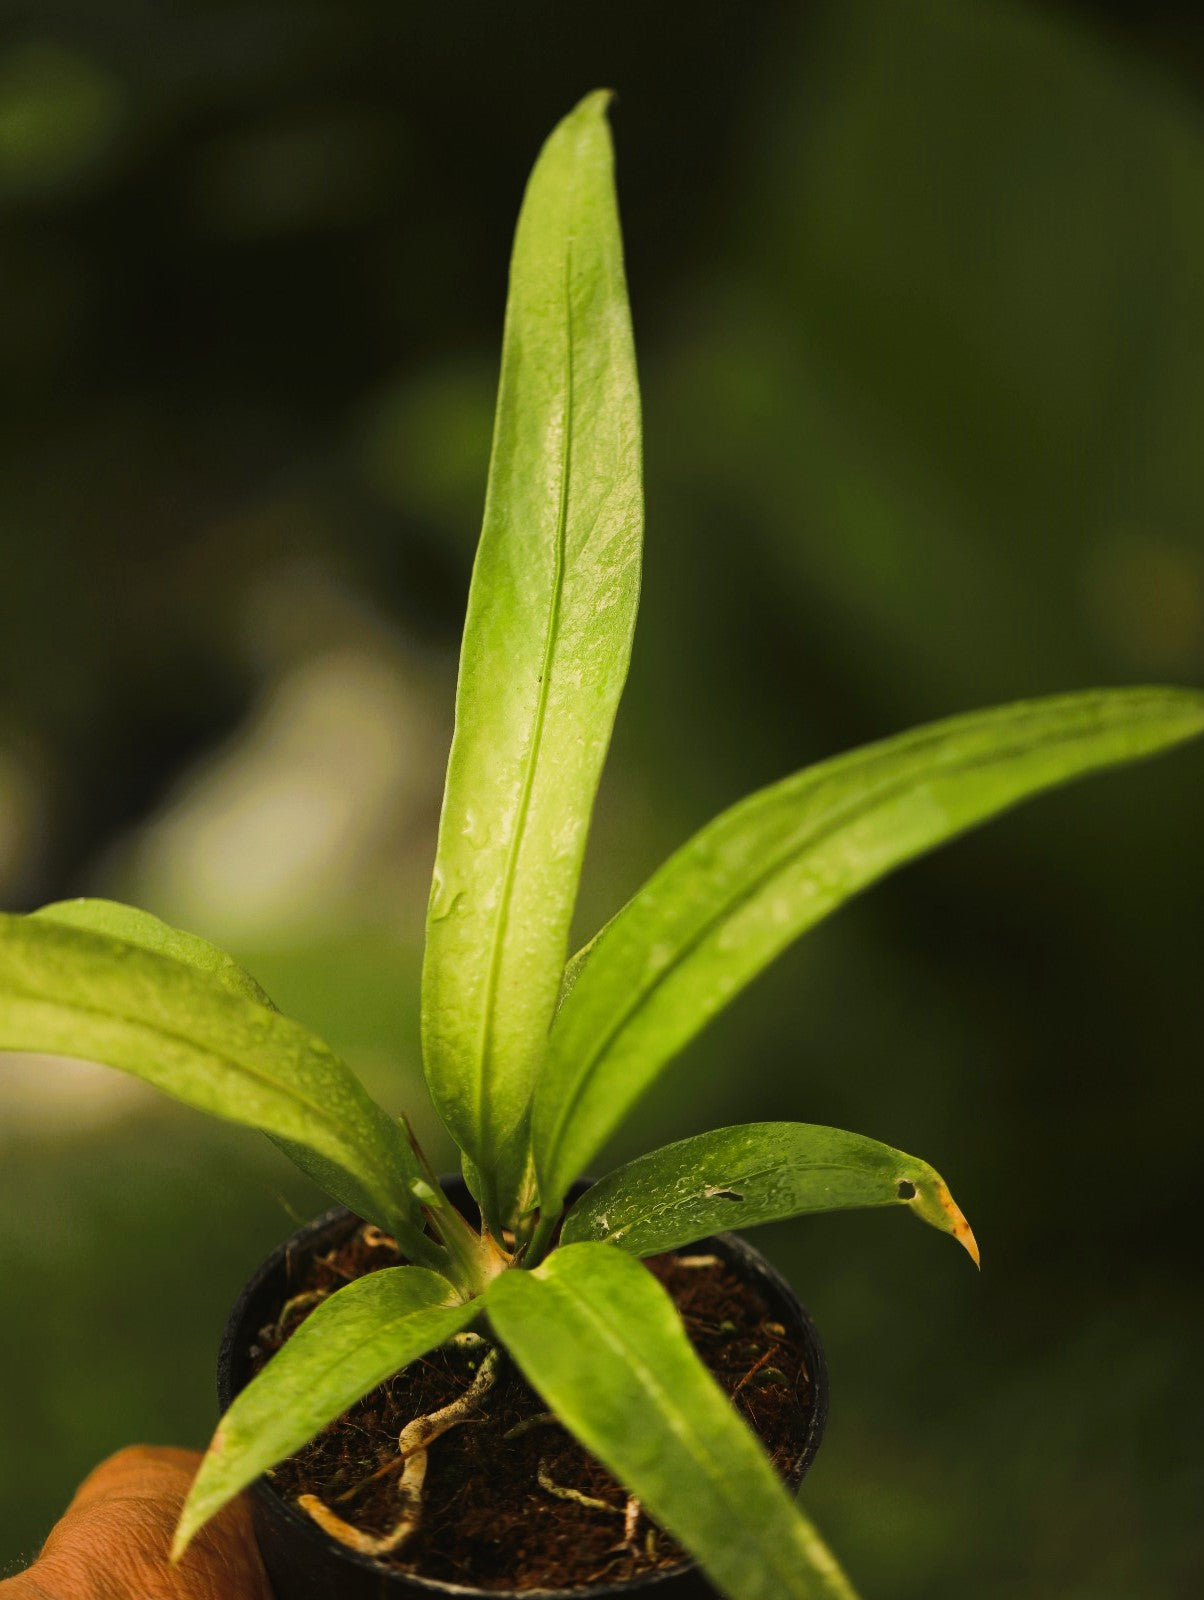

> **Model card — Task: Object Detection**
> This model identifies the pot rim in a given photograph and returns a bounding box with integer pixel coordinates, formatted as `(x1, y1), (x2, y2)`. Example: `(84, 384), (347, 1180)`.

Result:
(218, 1192), (828, 1599)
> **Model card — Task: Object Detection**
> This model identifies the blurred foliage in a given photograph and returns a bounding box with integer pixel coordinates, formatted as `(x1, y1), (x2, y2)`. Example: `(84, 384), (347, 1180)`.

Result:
(2, 1), (1203, 1594)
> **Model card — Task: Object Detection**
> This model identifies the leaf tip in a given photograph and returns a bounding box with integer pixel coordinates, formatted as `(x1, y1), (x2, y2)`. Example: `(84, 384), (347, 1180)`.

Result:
(169, 1512), (195, 1565)
(956, 1216), (981, 1270)
(937, 1184), (980, 1269)
(907, 1175), (980, 1269)
(556, 87), (617, 152)
(575, 86), (615, 118)
(172, 1429), (227, 1561)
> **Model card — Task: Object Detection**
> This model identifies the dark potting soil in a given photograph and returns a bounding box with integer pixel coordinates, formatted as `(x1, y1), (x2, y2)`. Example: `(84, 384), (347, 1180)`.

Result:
(251, 1223), (814, 1592)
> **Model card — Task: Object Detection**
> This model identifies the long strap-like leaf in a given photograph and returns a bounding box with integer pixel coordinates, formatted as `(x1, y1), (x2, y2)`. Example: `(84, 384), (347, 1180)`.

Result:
(0, 913), (427, 1249)
(488, 1244), (859, 1600)
(421, 91), (642, 1218)
(561, 1121), (978, 1262)
(535, 687), (1204, 1206)
(174, 1265), (473, 1557)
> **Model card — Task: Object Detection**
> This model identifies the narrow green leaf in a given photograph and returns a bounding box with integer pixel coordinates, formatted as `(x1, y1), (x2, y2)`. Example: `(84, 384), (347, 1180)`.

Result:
(173, 1265), (474, 1557)
(422, 90), (642, 1209)
(488, 1244), (858, 1600)
(536, 687), (1204, 1205)
(0, 914), (427, 1246)
(561, 1121), (978, 1263)
(32, 897), (275, 1007)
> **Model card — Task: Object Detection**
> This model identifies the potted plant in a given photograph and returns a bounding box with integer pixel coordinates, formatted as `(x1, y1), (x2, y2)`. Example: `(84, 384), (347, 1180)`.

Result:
(2, 91), (1201, 1599)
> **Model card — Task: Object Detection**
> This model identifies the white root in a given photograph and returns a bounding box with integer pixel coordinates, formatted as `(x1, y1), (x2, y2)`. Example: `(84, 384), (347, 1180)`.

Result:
(536, 1460), (623, 1516)
(297, 1346), (501, 1555)
(502, 1411), (560, 1440)
(358, 1224), (399, 1254)
(297, 1481), (427, 1557)
(623, 1494), (641, 1552)
(273, 1289), (328, 1335)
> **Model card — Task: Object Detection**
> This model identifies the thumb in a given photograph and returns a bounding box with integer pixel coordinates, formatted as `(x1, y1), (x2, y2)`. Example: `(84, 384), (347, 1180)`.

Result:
(0, 1446), (272, 1600)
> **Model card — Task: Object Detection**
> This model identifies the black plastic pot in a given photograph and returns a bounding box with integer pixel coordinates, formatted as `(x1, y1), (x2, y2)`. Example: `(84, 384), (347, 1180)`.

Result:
(218, 1181), (829, 1600)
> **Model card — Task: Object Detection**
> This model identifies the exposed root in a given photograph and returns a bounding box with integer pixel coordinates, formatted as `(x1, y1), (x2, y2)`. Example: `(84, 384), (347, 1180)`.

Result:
(675, 1254), (720, 1268)
(358, 1224), (399, 1255)
(274, 1289), (328, 1335)
(606, 1493), (643, 1557)
(537, 1461), (623, 1516)
(396, 1345), (500, 1454)
(297, 1482), (426, 1556)
(502, 1411), (560, 1441)
(298, 1346), (501, 1555)
(623, 1494), (641, 1554)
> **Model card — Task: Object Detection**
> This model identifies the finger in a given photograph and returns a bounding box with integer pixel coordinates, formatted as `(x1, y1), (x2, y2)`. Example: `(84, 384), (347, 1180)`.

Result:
(0, 1446), (272, 1600)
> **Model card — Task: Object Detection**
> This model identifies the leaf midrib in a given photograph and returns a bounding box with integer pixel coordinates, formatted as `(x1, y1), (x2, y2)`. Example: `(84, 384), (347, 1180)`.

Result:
(542, 1270), (809, 1594)
(475, 236), (577, 1153)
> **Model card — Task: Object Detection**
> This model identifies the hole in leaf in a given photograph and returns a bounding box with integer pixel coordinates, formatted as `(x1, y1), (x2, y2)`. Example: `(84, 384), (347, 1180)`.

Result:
(896, 1179), (917, 1200)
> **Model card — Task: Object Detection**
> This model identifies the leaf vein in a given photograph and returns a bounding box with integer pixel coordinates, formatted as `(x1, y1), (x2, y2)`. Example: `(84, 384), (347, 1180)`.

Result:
(475, 236), (576, 1152)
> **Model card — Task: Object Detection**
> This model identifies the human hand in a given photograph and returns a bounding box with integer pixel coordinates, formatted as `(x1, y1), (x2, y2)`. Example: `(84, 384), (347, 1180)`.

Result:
(0, 1446), (272, 1600)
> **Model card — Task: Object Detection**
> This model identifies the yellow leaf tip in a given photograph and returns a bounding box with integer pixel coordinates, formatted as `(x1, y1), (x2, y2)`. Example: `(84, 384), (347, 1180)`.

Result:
(959, 1219), (981, 1271)
(937, 1184), (980, 1269)
(909, 1177), (981, 1268)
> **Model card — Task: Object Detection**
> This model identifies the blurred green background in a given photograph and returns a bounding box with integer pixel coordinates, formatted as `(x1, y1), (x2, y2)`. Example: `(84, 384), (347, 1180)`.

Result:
(2, 1), (1203, 1595)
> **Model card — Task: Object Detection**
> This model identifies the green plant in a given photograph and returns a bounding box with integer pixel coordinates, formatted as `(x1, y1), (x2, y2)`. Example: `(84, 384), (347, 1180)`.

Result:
(2, 90), (1201, 1598)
